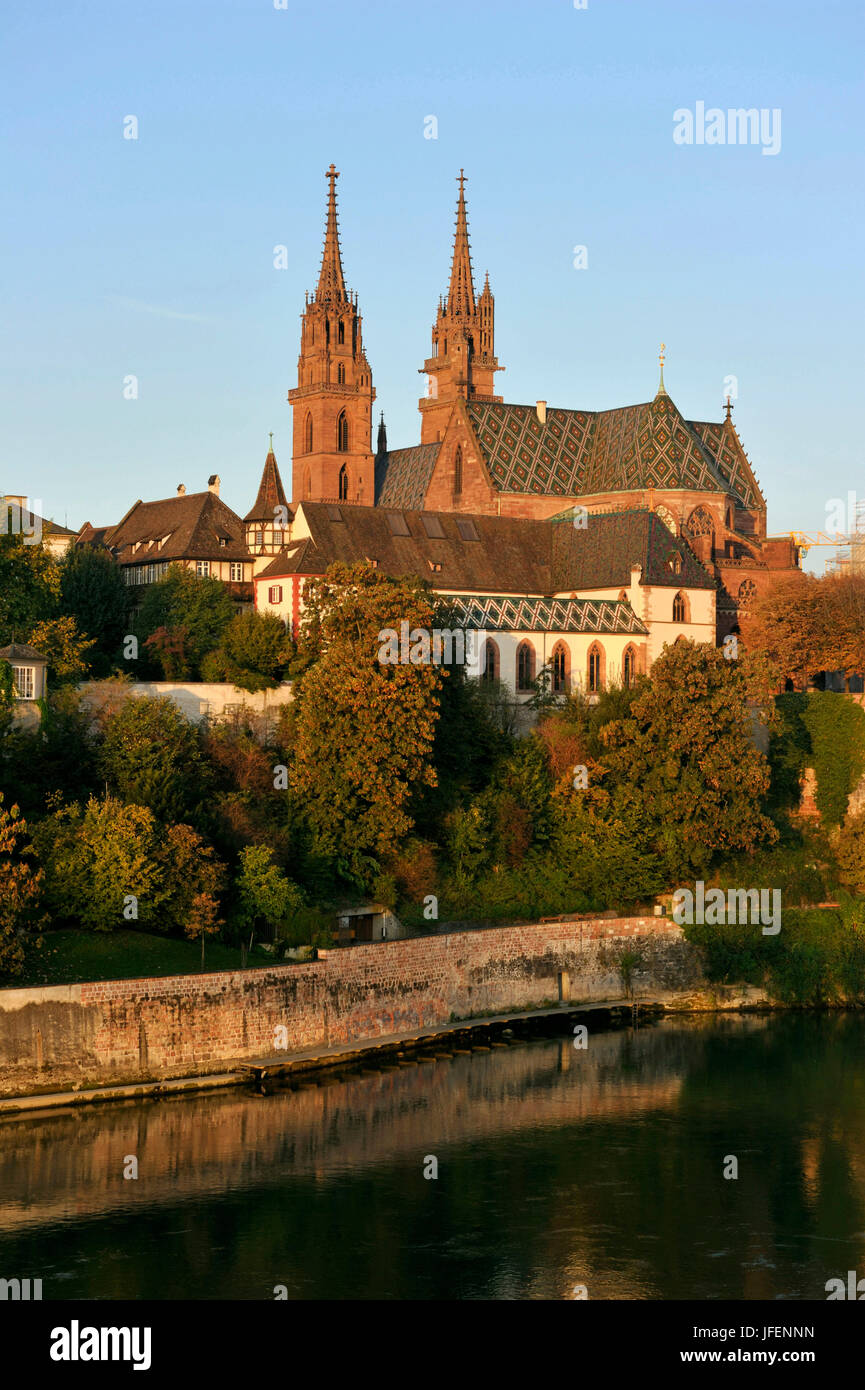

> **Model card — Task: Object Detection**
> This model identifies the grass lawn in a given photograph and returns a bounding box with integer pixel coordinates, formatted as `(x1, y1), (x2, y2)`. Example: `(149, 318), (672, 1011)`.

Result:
(8, 929), (276, 988)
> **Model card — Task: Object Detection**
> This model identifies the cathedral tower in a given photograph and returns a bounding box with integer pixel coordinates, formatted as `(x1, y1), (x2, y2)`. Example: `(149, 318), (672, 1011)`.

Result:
(289, 165), (375, 504)
(418, 171), (503, 444)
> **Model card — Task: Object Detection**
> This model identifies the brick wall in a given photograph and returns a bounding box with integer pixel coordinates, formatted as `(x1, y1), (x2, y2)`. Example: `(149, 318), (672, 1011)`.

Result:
(0, 917), (701, 1095)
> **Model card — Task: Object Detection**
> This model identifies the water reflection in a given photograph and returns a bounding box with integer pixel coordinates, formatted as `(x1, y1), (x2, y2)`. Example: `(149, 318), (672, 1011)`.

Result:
(0, 1013), (863, 1300)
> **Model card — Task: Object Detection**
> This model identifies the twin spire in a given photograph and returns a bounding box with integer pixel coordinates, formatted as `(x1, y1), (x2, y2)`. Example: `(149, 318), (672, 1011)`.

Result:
(447, 169), (476, 317)
(315, 163), (348, 304)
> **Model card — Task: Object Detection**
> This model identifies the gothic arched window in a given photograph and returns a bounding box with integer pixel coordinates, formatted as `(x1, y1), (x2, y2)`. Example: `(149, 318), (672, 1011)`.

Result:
(672, 591), (687, 623)
(338, 320), (345, 345)
(738, 579), (757, 607)
(453, 446), (463, 496)
(516, 641), (536, 691)
(481, 638), (499, 683)
(337, 363), (345, 384)
(623, 645), (636, 688)
(303, 468), (311, 500)
(686, 507), (714, 538)
(304, 413), (313, 454)
(551, 641), (569, 693)
(588, 643), (604, 693)
(338, 465), (349, 501)
(337, 411), (349, 453)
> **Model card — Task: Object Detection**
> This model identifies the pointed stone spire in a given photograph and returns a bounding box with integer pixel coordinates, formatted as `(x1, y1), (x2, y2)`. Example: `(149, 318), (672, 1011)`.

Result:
(315, 163), (347, 304)
(376, 411), (387, 456)
(446, 169), (476, 317)
(244, 438), (289, 522)
(656, 342), (668, 397)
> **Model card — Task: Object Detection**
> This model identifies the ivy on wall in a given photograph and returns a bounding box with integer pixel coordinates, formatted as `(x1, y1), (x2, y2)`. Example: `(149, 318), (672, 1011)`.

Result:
(801, 693), (865, 827)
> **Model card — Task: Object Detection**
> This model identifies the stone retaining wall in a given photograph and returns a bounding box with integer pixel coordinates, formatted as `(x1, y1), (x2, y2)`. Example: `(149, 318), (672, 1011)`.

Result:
(0, 917), (703, 1096)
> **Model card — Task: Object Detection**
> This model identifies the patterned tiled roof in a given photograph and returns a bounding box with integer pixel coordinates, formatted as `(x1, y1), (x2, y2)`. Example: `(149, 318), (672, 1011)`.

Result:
(550, 509), (717, 590)
(444, 594), (648, 635)
(375, 444), (441, 508)
(466, 395), (741, 501)
(687, 419), (764, 510)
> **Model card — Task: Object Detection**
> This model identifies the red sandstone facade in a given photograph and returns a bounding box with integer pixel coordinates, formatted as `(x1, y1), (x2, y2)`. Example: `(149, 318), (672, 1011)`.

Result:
(286, 167), (801, 642)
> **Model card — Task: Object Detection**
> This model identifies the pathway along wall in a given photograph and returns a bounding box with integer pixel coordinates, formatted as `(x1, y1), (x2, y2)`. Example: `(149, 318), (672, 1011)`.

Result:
(0, 918), (703, 1096)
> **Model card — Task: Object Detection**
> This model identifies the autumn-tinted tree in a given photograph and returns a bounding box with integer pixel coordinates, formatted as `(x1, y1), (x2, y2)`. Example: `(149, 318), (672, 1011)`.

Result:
(99, 695), (211, 823)
(28, 616), (96, 683)
(0, 794), (44, 978)
(58, 546), (128, 673)
(287, 563), (443, 884)
(157, 823), (226, 961)
(599, 639), (778, 879)
(136, 565), (234, 678)
(740, 572), (824, 688)
(32, 796), (165, 931)
(200, 610), (294, 692)
(0, 533), (58, 645)
(822, 574), (865, 687)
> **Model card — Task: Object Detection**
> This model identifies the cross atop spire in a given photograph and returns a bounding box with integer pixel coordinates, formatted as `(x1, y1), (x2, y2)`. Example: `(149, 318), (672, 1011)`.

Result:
(724, 396), (733, 421)
(446, 168), (476, 317)
(316, 162), (347, 304)
(656, 341), (668, 397)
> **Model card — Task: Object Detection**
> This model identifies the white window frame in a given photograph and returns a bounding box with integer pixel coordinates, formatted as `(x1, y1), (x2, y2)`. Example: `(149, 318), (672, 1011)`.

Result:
(12, 666), (34, 699)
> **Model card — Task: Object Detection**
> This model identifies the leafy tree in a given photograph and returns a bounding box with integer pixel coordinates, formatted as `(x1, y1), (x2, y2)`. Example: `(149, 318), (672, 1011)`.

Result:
(136, 565), (234, 679)
(234, 844), (304, 943)
(200, 611), (294, 692)
(599, 640), (778, 879)
(287, 563), (442, 883)
(0, 686), (101, 816)
(0, 533), (59, 645)
(157, 823), (226, 962)
(0, 794), (44, 978)
(98, 695), (211, 823)
(0, 660), (14, 742)
(28, 616), (96, 683)
(32, 796), (165, 931)
(822, 574), (865, 688)
(837, 812), (865, 895)
(58, 546), (128, 673)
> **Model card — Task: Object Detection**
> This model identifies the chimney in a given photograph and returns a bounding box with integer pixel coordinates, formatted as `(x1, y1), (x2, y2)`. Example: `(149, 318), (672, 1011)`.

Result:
(177, 484), (186, 496)
(536, 400), (547, 424)
(208, 474), (220, 496)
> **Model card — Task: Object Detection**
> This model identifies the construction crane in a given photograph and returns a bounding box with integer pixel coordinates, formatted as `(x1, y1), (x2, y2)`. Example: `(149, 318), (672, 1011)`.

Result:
(768, 518), (865, 572)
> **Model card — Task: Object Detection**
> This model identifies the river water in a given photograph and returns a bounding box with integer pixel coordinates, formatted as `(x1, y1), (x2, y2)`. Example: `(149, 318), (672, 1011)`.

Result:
(1, 1012), (863, 1301)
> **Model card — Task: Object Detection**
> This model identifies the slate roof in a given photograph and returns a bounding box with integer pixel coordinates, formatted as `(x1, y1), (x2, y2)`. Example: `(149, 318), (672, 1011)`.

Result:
(445, 594), (648, 635)
(244, 449), (290, 522)
(550, 509), (717, 590)
(0, 643), (49, 663)
(257, 502), (715, 597)
(465, 394), (743, 501)
(258, 502), (552, 591)
(101, 491), (250, 564)
(375, 444), (441, 509)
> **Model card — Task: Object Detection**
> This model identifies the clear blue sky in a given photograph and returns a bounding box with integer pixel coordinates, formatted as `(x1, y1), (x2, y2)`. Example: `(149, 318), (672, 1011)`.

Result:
(1, 0), (862, 566)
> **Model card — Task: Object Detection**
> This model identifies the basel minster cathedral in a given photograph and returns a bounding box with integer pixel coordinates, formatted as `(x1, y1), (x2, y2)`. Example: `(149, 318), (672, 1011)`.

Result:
(84, 165), (803, 701)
